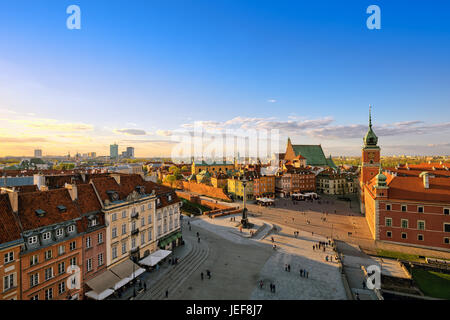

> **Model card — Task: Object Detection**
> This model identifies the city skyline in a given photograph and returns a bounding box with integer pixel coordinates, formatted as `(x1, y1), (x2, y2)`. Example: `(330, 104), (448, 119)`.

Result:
(1, 1), (450, 157)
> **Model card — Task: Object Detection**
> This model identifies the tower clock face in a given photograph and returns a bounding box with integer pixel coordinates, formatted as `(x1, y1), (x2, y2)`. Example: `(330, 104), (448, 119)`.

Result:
(368, 152), (375, 159)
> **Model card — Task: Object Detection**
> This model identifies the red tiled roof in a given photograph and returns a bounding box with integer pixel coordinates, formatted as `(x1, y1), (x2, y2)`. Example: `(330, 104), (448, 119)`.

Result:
(76, 184), (102, 214)
(14, 185), (39, 193)
(0, 194), (22, 244)
(90, 177), (121, 202)
(18, 189), (80, 231)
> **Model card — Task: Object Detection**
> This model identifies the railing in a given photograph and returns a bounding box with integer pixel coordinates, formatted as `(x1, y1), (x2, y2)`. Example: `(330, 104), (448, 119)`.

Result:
(131, 212), (139, 219)
(131, 228), (139, 235)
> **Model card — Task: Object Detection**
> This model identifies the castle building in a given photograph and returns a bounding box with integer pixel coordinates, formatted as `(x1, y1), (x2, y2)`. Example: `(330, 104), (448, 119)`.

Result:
(360, 108), (450, 251)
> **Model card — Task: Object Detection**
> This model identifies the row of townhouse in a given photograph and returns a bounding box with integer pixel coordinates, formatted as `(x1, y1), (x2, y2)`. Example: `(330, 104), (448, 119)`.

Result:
(0, 173), (181, 300)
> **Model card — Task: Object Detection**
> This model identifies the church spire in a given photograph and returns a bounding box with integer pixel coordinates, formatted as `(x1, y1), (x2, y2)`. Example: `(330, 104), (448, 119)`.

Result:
(369, 105), (372, 128)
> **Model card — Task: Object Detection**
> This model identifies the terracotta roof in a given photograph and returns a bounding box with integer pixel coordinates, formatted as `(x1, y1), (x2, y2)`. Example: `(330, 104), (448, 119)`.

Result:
(0, 194), (22, 244)
(90, 177), (121, 202)
(367, 172), (450, 203)
(76, 184), (102, 214)
(18, 189), (80, 231)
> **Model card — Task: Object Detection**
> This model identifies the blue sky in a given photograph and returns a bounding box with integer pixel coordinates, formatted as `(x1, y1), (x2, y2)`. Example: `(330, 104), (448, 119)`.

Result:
(0, 0), (449, 157)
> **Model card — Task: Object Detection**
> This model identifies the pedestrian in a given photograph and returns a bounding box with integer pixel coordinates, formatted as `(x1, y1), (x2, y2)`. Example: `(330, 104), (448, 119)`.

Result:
(288, 264), (291, 272)
(198, 237), (200, 243)
(300, 269), (303, 277)
(196, 232), (199, 237)
(144, 282), (147, 291)
(306, 271), (309, 278)
(362, 281), (366, 289)
(355, 292), (360, 300)
(270, 283), (273, 292)
(273, 284), (276, 293)
(260, 280), (263, 289)
(207, 270), (211, 279)
(325, 255), (328, 262)
(271, 237), (274, 243)
(165, 289), (169, 298)
(323, 246), (325, 252)
(201, 272), (204, 280)
(189, 225), (192, 231)
(285, 264), (288, 271)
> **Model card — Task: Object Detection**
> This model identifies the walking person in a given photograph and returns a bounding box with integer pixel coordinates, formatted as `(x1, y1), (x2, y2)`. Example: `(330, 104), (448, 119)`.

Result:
(288, 264), (291, 272)
(300, 269), (303, 277)
(201, 272), (204, 280)
(198, 237), (200, 243)
(165, 289), (169, 298)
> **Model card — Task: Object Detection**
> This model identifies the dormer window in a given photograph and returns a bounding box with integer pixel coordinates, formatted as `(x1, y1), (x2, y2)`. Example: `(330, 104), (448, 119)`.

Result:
(42, 232), (51, 241)
(56, 229), (64, 237)
(136, 186), (145, 195)
(35, 209), (46, 217)
(88, 218), (98, 227)
(67, 225), (75, 233)
(28, 236), (38, 245)
(57, 205), (67, 213)
(157, 198), (161, 205)
(107, 190), (119, 202)
(168, 195), (172, 201)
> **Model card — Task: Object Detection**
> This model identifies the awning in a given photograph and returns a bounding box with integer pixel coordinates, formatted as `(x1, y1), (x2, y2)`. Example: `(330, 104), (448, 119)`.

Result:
(85, 289), (115, 300)
(110, 259), (146, 289)
(158, 232), (182, 248)
(85, 270), (121, 300)
(139, 249), (172, 266)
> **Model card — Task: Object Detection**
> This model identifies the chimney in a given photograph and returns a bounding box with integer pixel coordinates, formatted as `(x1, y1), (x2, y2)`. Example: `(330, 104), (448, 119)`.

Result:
(66, 184), (78, 201)
(7, 191), (18, 213)
(111, 173), (121, 185)
(421, 172), (429, 189)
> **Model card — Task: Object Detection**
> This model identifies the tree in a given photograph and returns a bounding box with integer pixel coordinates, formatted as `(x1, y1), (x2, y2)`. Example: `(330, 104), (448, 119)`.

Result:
(164, 175), (176, 188)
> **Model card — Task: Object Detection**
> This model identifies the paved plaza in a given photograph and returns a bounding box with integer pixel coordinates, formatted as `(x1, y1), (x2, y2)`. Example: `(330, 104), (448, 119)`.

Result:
(167, 214), (347, 300)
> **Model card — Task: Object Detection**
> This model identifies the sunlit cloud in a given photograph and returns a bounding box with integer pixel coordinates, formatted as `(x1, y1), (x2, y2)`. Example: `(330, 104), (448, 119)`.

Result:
(115, 128), (148, 135)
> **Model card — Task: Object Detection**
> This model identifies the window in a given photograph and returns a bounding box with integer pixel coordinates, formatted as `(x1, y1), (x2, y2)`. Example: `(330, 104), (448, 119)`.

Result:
(122, 224), (127, 235)
(122, 210), (127, 219)
(141, 205), (144, 212)
(444, 208), (450, 215)
(45, 267), (54, 281)
(85, 237), (91, 248)
(132, 221), (136, 232)
(148, 203), (152, 210)
(386, 204), (392, 211)
(141, 217), (145, 227)
(4, 252), (14, 264)
(30, 273), (39, 288)
(42, 232), (51, 241)
(67, 225), (75, 233)
(30, 255), (38, 266)
(168, 195), (172, 201)
(401, 205), (407, 212)
(45, 250), (52, 260)
(157, 198), (161, 205)
(70, 257), (77, 266)
(157, 226), (162, 236)
(56, 228), (64, 237)
(3, 274), (14, 291)
(157, 212), (161, 220)
(122, 242), (127, 254)
(69, 241), (76, 251)
(418, 206), (424, 213)
(88, 218), (98, 227)
(58, 282), (66, 295)
(148, 229), (152, 242)
(445, 238), (450, 244)
(112, 213), (117, 222)
(58, 245), (65, 255)
(386, 231), (392, 238)
(58, 262), (65, 275)
(401, 219), (409, 229)
(28, 236), (38, 245)
(418, 234), (424, 241)
(386, 218), (392, 227)
(112, 247), (118, 259)
(112, 227), (117, 238)
(45, 288), (53, 300)
(148, 215), (152, 224)
(98, 233), (103, 244)
(444, 223), (450, 233)
(418, 221), (425, 231)
(401, 232), (407, 239)
(86, 258), (92, 272)
(131, 238), (136, 249)
(98, 253), (104, 266)
(31, 294), (39, 300)
(141, 232), (145, 244)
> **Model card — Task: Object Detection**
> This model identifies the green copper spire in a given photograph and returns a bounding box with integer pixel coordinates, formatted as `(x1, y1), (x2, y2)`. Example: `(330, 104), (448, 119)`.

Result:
(375, 165), (387, 187)
(363, 105), (378, 147)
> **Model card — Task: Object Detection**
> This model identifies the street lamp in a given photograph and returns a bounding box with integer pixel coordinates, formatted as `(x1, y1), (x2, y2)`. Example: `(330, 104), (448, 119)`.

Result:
(241, 177), (249, 228)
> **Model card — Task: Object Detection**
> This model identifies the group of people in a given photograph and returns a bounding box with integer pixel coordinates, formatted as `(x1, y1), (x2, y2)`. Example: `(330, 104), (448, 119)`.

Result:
(285, 264), (309, 278)
(200, 269), (212, 280)
(259, 280), (276, 293)
(293, 230), (300, 238)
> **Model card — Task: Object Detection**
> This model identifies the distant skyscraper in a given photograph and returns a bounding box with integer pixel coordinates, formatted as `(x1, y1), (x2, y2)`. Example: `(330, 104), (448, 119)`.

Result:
(34, 149), (42, 158)
(126, 147), (135, 159)
(110, 144), (119, 160)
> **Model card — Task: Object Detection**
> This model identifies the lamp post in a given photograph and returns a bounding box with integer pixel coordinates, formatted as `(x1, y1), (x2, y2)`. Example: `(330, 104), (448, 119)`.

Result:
(241, 177), (249, 227)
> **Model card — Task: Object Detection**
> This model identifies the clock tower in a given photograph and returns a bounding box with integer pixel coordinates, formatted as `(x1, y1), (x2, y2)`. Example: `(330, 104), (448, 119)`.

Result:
(360, 106), (380, 213)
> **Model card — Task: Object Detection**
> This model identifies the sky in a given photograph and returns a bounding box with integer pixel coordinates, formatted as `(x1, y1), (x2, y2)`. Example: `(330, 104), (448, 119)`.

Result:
(0, 0), (449, 158)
